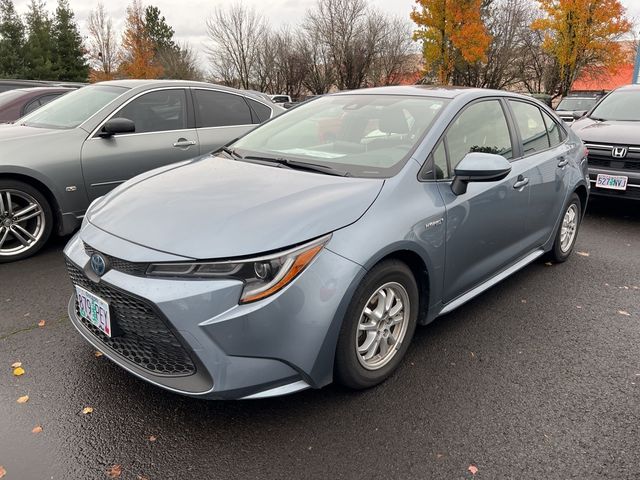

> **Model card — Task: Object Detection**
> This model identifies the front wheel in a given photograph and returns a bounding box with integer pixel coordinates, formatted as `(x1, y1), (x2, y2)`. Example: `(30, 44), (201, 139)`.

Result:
(0, 180), (53, 263)
(335, 260), (419, 389)
(548, 192), (582, 263)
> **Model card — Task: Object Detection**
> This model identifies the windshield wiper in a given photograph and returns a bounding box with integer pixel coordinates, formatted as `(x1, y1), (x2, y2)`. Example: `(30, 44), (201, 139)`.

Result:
(242, 155), (350, 177)
(215, 146), (243, 160)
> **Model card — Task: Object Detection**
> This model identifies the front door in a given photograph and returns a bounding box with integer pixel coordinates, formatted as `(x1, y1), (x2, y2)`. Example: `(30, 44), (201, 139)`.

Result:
(436, 99), (531, 303)
(81, 88), (199, 200)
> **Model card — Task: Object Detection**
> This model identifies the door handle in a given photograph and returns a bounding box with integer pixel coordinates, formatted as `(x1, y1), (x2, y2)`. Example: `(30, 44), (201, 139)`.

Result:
(513, 175), (529, 189)
(557, 157), (569, 168)
(173, 139), (196, 148)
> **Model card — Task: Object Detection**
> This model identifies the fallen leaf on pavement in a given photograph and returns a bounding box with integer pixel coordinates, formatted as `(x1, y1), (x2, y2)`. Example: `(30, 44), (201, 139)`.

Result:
(136, 475), (149, 480)
(82, 407), (93, 415)
(32, 425), (43, 434)
(576, 251), (590, 257)
(468, 465), (478, 475)
(38, 320), (46, 327)
(94, 351), (104, 358)
(544, 262), (553, 266)
(11, 361), (22, 368)
(521, 299), (527, 303)
(106, 464), (122, 478)
(13, 367), (25, 376)
(0, 465), (5, 478)
(17, 395), (29, 404)
(148, 435), (157, 442)
(576, 305), (582, 309)
(618, 310), (631, 316)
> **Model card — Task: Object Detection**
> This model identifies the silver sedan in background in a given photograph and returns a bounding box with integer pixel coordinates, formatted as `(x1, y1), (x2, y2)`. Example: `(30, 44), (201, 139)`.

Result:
(0, 80), (283, 262)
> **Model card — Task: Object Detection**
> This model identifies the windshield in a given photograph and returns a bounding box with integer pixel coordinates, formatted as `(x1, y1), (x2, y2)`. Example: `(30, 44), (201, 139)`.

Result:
(557, 97), (597, 112)
(589, 90), (640, 121)
(20, 85), (127, 129)
(232, 94), (449, 178)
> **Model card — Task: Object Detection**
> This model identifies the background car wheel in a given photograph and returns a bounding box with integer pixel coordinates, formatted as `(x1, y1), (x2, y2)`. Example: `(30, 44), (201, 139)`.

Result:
(548, 192), (581, 263)
(335, 259), (419, 389)
(0, 180), (53, 263)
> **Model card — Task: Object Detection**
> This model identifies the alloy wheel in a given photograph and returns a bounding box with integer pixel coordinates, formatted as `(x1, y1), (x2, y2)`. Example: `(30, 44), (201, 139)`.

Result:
(560, 203), (578, 253)
(0, 189), (47, 257)
(356, 282), (411, 370)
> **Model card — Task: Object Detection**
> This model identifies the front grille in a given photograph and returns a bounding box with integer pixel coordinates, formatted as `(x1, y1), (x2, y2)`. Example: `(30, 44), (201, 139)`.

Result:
(66, 260), (196, 377)
(586, 143), (640, 171)
(84, 244), (149, 276)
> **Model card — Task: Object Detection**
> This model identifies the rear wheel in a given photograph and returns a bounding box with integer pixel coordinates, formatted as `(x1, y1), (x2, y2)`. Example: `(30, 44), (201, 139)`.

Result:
(335, 260), (419, 389)
(547, 192), (581, 263)
(0, 180), (53, 263)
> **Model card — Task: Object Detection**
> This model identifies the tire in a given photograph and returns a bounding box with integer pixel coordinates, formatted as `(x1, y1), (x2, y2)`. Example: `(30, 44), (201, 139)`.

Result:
(547, 192), (581, 263)
(335, 259), (419, 389)
(0, 179), (53, 263)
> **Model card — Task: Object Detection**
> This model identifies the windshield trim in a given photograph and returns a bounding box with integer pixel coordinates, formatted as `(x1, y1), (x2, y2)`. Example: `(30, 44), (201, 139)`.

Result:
(231, 93), (451, 179)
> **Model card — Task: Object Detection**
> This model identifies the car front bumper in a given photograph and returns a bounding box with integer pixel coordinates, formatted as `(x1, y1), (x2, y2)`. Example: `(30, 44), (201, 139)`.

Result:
(588, 167), (640, 200)
(63, 225), (364, 400)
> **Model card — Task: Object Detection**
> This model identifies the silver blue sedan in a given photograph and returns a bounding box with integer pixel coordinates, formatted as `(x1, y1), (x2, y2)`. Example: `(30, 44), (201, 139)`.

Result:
(64, 86), (589, 399)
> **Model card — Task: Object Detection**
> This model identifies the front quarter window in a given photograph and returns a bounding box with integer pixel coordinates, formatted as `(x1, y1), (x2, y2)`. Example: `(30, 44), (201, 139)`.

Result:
(20, 85), (127, 129)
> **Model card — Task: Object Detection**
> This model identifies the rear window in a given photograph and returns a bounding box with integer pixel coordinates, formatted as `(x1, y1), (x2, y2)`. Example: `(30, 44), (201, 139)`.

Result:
(247, 98), (272, 123)
(194, 90), (253, 128)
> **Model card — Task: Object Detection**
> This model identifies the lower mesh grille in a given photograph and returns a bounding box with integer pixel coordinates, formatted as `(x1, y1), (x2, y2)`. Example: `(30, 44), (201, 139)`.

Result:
(66, 260), (196, 377)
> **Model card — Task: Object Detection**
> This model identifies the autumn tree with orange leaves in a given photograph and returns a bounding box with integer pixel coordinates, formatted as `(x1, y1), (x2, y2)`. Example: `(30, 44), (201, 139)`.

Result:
(411, 0), (491, 84)
(532, 0), (631, 97)
(119, 0), (162, 79)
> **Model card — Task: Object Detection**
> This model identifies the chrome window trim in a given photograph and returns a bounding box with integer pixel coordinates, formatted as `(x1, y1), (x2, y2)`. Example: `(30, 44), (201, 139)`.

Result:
(88, 86), (191, 140)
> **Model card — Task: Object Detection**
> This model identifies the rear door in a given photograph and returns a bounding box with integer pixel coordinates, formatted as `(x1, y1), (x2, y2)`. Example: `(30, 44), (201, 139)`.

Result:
(81, 88), (199, 200)
(506, 100), (571, 246)
(437, 98), (532, 303)
(191, 88), (270, 154)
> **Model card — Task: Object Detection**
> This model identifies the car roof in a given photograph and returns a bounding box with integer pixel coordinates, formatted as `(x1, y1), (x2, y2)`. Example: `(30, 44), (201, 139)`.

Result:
(14, 87), (74, 94)
(612, 84), (640, 92)
(331, 85), (532, 101)
(97, 79), (250, 94)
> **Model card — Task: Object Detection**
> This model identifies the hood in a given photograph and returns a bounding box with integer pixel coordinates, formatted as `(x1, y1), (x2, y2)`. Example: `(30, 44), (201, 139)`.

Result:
(87, 155), (384, 259)
(571, 117), (640, 145)
(0, 123), (77, 142)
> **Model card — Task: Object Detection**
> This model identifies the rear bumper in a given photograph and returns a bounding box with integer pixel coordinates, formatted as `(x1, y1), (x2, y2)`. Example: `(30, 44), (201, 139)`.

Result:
(588, 167), (640, 200)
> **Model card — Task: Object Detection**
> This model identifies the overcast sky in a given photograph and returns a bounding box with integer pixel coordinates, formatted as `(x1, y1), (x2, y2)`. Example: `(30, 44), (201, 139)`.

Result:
(12, 0), (640, 70)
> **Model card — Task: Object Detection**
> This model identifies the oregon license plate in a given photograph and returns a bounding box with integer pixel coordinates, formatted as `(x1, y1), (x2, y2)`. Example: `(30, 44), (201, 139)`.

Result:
(596, 173), (628, 190)
(75, 285), (112, 337)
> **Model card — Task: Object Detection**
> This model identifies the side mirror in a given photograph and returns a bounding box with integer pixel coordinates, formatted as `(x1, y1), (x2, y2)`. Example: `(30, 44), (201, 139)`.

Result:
(451, 152), (512, 196)
(572, 110), (587, 120)
(99, 117), (135, 138)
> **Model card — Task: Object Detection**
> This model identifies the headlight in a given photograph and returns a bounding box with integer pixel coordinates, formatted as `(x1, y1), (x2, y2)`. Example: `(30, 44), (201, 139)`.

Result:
(146, 235), (331, 303)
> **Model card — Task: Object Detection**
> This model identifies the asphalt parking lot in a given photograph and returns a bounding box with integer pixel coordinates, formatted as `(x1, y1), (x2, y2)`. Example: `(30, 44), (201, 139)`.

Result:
(0, 196), (638, 480)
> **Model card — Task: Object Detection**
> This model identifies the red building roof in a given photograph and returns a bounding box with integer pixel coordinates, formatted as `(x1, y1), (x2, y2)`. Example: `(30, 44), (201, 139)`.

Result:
(572, 64), (635, 91)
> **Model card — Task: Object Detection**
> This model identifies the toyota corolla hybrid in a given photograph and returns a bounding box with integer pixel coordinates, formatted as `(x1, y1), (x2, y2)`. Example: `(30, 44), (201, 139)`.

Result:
(64, 86), (588, 399)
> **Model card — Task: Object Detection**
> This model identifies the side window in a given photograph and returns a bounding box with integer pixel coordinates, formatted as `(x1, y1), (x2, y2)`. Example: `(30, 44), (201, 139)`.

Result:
(432, 141), (448, 179)
(509, 100), (550, 154)
(540, 108), (565, 147)
(445, 100), (513, 172)
(116, 89), (188, 134)
(246, 98), (272, 123)
(194, 90), (253, 127)
(23, 99), (42, 115)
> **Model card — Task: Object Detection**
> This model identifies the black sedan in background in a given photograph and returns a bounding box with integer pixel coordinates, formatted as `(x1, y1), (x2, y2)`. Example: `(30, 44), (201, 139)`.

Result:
(572, 84), (640, 201)
(0, 87), (73, 123)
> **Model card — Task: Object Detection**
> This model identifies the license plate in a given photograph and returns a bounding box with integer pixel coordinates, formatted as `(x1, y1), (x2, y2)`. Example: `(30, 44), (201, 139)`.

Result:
(596, 173), (628, 190)
(75, 285), (112, 337)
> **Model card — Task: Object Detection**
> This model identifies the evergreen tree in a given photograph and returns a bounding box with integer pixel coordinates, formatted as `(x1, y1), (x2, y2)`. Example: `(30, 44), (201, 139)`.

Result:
(0, 0), (26, 78)
(24, 0), (54, 80)
(52, 0), (88, 81)
(144, 5), (176, 54)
